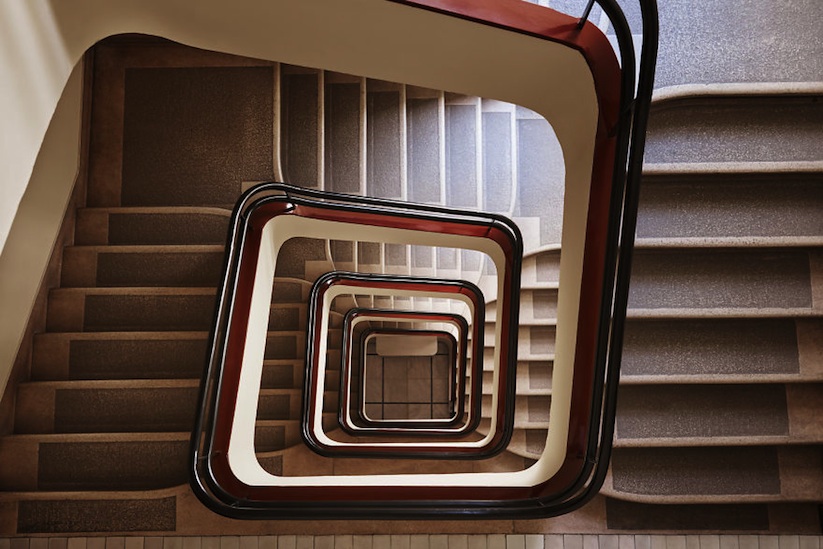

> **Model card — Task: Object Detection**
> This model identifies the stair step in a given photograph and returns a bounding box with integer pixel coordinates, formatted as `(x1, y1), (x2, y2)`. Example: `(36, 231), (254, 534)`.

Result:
(16, 493), (178, 534)
(614, 384), (789, 441)
(481, 361), (552, 396)
(620, 318), (821, 380)
(637, 171), (823, 242)
(445, 95), (480, 209)
(281, 68), (321, 188)
(46, 288), (218, 332)
(324, 79), (362, 195)
(628, 249), (817, 310)
(31, 332), (210, 381)
(14, 380), (200, 434)
(61, 246), (225, 288)
(645, 94), (823, 163)
(609, 446), (823, 501)
(0, 434), (190, 491)
(366, 83), (403, 199)
(480, 394), (550, 427)
(75, 208), (230, 246)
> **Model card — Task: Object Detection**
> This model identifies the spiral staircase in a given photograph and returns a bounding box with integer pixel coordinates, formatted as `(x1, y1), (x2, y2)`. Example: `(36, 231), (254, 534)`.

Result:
(1, 8), (822, 537)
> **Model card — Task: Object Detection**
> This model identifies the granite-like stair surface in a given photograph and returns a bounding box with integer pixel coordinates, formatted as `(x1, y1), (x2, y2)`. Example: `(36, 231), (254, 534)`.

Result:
(2, 34), (823, 535)
(644, 93), (823, 164)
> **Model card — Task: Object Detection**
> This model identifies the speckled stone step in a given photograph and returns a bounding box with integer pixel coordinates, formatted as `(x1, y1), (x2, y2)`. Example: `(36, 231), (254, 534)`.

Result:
(636, 170), (823, 244)
(608, 446), (823, 501)
(325, 78), (362, 195)
(46, 288), (218, 332)
(15, 493), (178, 534)
(13, 380), (200, 434)
(75, 208), (231, 246)
(621, 318), (823, 381)
(628, 249), (816, 311)
(480, 394), (550, 428)
(0, 434), (190, 492)
(645, 94), (823, 163)
(281, 68), (321, 188)
(481, 361), (552, 396)
(614, 384), (789, 441)
(61, 246), (225, 288)
(31, 332), (210, 381)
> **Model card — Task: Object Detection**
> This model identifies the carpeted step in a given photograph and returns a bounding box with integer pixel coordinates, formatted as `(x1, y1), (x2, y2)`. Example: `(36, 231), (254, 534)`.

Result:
(481, 99), (514, 214)
(645, 94), (823, 163)
(14, 492), (179, 534)
(614, 384), (789, 442)
(520, 249), (561, 288)
(13, 380), (200, 434)
(406, 87), (442, 204)
(636, 170), (823, 244)
(445, 94), (480, 209)
(46, 288), (217, 332)
(480, 325), (555, 360)
(366, 81), (403, 199)
(281, 67), (321, 188)
(0, 433), (190, 491)
(481, 361), (553, 396)
(325, 76), (363, 194)
(75, 208), (231, 246)
(608, 446), (823, 501)
(61, 246), (225, 288)
(515, 106), (565, 246)
(620, 318), (815, 380)
(487, 287), (557, 323)
(628, 249), (815, 311)
(31, 332), (210, 381)
(480, 394), (550, 428)
(31, 332), (306, 381)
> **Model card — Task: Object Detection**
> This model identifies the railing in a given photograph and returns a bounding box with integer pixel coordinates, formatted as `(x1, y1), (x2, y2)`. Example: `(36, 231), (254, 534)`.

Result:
(191, 0), (658, 519)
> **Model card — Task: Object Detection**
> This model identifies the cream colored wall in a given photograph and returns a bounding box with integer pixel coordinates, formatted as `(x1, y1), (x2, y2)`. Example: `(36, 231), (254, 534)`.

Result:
(0, 61), (82, 397)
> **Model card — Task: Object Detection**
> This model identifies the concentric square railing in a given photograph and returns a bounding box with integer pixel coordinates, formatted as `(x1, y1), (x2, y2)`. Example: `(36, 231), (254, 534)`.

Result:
(191, 0), (658, 519)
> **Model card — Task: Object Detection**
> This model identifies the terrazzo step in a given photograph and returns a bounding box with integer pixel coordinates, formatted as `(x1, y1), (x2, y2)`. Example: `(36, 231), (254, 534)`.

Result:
(406, 87), (443, 205)
(627, 249), (820, 311)
(46, 288), (217, 332)
(606, 446), (823, 502)
(10, 490), (180, 534)
(14, 381), (312, 435)
(480, 394), (550, 428)
(645, 93), (823, 164)
(30, 332), (310, 381)
(0, 433), (190, 492)
(75, 208), (231, 246)
(445, 94), (480, 210)
(366, 82), (403, 200)
(486, 287), (557, 324)
(481, 361), (553, 396)
(602, 499), (821, 532)
(614, 384), (823, 444)
(31, 332), (210, 381)
(13, 380), (200, 434)
(514, 106), (565, 247)
(324, 76), (363, 195)
(620, 318), (823, 382)
(481, 99), (515, 215)
(61, 246), (225, 288)
(520, 249), (561, 287)
(479, 325), (555, 359)
(636, 168), (823, 246)
(280, 67), (322, 188)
